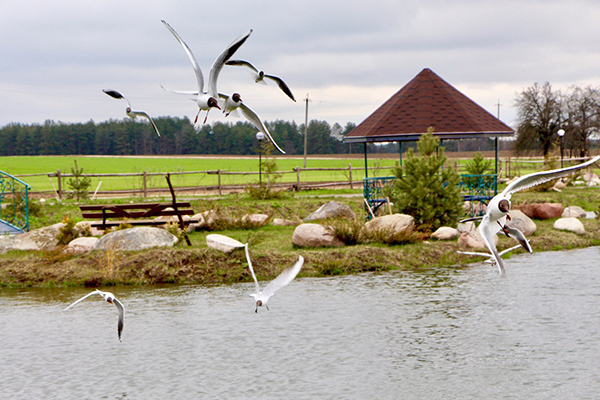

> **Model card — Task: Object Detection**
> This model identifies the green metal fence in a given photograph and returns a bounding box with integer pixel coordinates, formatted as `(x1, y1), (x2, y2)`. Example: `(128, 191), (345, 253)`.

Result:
(0, 170), (31, 233)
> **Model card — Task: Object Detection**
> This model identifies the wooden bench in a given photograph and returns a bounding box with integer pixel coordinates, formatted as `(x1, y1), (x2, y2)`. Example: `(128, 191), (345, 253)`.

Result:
(79, 202), (198, 230)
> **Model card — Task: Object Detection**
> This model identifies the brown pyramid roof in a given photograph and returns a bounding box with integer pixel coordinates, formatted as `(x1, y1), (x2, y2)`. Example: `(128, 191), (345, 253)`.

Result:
(344, 68), (514, 143)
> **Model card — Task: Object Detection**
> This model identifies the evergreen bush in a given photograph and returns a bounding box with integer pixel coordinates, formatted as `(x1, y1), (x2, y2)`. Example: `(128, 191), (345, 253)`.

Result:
(387, 130), (462, 232)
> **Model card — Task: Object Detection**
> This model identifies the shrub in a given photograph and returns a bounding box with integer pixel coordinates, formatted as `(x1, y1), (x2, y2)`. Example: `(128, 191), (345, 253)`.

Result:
(387, 130), (462, 232)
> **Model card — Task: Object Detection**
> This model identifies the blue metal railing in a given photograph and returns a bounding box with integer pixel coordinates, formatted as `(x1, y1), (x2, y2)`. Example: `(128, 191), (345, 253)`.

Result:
(0, 170), (31, 233)
(363, 174), (497, 218)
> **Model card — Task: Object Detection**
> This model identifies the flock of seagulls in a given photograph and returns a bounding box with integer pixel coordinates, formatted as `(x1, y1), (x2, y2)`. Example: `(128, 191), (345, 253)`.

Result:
(64, 235), (303, 341)
(464, 155), (600, 275)
(103, 20), (294, 154)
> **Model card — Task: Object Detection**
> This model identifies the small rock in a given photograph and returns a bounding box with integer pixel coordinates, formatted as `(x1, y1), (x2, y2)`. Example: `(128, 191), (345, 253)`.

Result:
(206, 234), (244, 253)
(554, 217), (585, 235)
(292, 223), (344, 248)
(241, 214), (270, 226)
(303, 201), (356, 222)
(561, 206), (587, 219)
(66, 237), (99, 254)
(431, 226), (459, 240)
(272, 218), (298, 227)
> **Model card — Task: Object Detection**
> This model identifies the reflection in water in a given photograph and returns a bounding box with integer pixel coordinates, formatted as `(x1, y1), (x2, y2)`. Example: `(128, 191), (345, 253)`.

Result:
(1, 247), (599, 399)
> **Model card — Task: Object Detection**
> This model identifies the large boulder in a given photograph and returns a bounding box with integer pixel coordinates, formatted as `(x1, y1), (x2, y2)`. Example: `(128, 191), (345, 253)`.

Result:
(505, 209), (537, 236)
(93, 227), (178, 251)
(554, 217), (585, 235)
(8, 223), (64, 251)
(292, 223), (344, 248)
(518, 203), (564, 220)
(431, 226), (459, 240)
(241, 213), (270, 226)
(458, 226), (498, 249)
(303, 201), (356, 222)
(561, 206), (587, 219)
(364, 214), (414, 235)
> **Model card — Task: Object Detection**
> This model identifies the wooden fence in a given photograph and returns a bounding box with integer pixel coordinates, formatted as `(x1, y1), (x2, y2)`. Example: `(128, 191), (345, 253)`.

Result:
(16, 164), (372, 199)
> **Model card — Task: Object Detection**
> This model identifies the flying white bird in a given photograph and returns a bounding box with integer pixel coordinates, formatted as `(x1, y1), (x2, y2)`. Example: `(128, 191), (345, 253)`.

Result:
(244, 243), (303, 312)
(205, 234), (303, 312)
(225, 59), (296, 102)
(161, 20), (251, 124)
(475, 155), (600, 275)
(64, 289), (125, 341)
(103, 89), (161, 137)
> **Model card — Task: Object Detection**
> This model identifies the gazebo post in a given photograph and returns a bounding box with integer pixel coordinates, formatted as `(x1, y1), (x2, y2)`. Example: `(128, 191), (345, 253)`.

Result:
(398, 141), (403, 167)
(364, 142), (368, 178)
(494, 136), (499, 194)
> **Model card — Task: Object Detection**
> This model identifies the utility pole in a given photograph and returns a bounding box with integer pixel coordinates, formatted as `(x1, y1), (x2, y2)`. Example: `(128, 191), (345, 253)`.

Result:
(303, 94), (311, 168)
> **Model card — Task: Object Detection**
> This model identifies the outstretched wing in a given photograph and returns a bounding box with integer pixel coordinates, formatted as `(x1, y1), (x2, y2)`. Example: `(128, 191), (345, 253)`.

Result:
(244, 243), (261, 295)
(64, 290), (101, 311)
(264, 74), (296, 102)
(238, 102), (286, 154)
(225, 59), (259, 73)
(207, 30), (253, 98)
(162, 20), (205, 94)
(502, 156), (600, 198)
(112, 298), (125, 341)
(260, 256), (304, 301)
(130, 110), (161, 137)
(103, 89), (131, 107)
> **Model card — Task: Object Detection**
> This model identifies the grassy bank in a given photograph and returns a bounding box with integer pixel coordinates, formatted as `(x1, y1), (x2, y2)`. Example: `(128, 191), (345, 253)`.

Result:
(1, 187), (600, 288)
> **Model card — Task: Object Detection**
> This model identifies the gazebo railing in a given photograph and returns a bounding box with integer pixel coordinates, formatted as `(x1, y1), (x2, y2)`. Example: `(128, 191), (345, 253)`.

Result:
(363, 174), (497, 218)
(0, 170), (31, 234)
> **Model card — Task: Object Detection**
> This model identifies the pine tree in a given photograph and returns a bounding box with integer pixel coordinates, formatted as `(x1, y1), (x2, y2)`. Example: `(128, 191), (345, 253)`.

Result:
(66, 160), (91, 200)
(388, 130), (462, 232)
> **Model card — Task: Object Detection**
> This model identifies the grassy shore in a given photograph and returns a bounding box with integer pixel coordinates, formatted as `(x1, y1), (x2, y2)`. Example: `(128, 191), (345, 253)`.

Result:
(1, 187), (599, 288)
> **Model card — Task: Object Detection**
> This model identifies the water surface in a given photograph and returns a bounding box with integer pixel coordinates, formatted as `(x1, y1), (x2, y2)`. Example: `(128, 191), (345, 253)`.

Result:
(1, 247), (599, 399)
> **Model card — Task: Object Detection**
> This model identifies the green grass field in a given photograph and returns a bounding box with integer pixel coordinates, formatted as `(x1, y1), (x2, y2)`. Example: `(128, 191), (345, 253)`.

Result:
(0, 155), (400, 193)
(1, 154), (597, 194)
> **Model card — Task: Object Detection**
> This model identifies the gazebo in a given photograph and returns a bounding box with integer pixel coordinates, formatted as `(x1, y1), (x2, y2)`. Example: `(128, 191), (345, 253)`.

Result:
(343, 68), (514, 214)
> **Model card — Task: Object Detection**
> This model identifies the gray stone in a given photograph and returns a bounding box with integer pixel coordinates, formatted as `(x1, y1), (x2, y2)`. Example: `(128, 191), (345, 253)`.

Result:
(242, 213), (270, 226)
(271, 218), (298, 227)
(66, 237), (99, 254)
(457, 221), (476, 234)
(364, 214), (414, 235)
(553, 217), (585, 235)
(561, 206), (587, 219)
(506, 209), (537, 236)
(206, 234), (245, 253)
(292, 223), (344, 248)
(431, 226), (459, 240)
(93, 227), (178, 251)
(11, 223), (64, 251)
(303, 201), (356, 222)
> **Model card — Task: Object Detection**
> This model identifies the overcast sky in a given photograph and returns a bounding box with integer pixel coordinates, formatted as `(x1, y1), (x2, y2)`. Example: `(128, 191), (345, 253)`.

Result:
(1, 0), (599, 131)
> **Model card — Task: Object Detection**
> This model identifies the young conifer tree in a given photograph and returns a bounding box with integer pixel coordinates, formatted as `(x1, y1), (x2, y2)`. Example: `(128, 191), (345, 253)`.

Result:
(389, 129), (462, 232)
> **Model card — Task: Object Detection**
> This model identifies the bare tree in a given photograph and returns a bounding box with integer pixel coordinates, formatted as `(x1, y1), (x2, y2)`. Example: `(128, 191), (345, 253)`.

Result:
(562, 85), (600, 157)
(514, 82), (563, 156)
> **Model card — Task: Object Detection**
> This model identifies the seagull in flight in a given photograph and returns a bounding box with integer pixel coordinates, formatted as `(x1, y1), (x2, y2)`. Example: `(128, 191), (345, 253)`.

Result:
(206, 234), (303, 312)
(475, 155), (600, 275)
(64, 289), (125, 341)
(244, 243), (303, 312)
(161, 20), (251, 124)
(225, 59), (296, 102)
(103, 89), (161, 137)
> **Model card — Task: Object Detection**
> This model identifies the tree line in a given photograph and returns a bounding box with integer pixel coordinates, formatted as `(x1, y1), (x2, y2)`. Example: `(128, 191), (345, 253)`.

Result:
(0, 117), (359, 156)
(514, 82), (600, 157)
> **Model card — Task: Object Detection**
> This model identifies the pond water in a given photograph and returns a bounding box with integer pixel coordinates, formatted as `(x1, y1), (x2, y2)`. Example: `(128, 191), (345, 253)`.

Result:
(1, 247), (600, 399)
